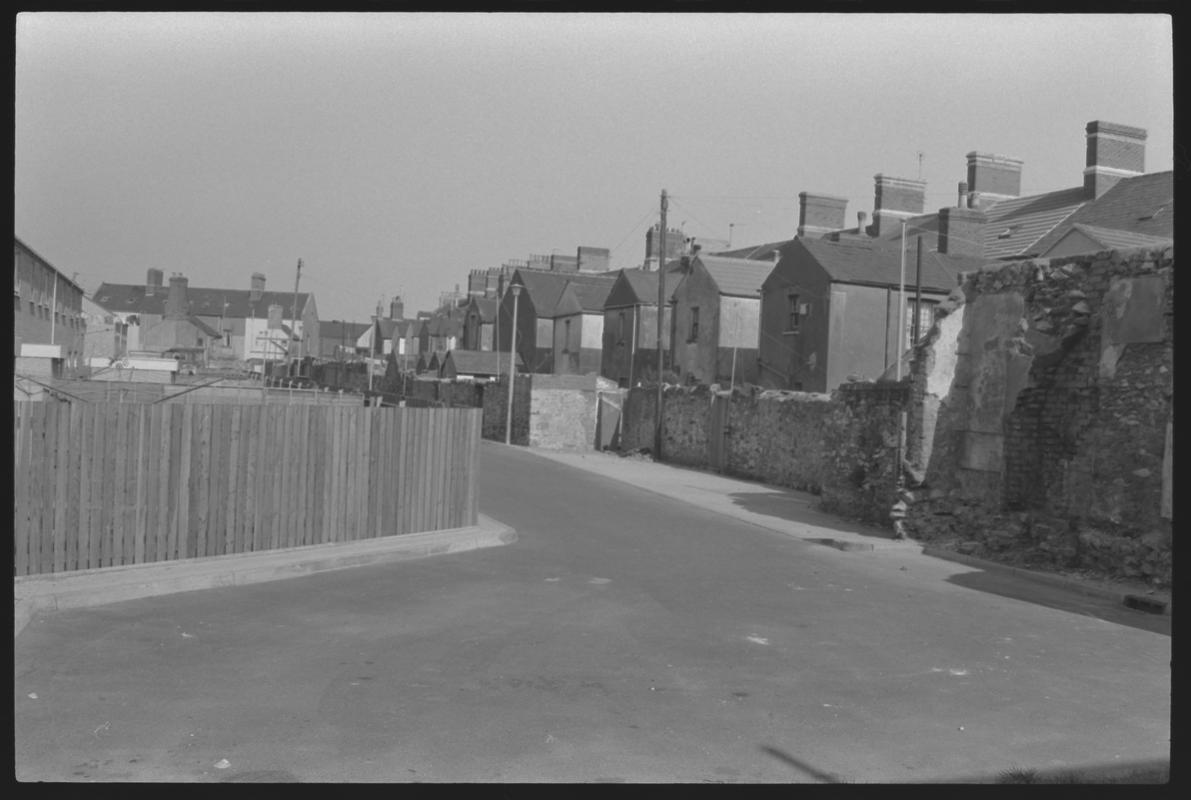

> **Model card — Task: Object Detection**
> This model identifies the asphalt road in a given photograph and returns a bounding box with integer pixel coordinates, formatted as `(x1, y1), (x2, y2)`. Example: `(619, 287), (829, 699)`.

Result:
(13, 442), (1171, 783)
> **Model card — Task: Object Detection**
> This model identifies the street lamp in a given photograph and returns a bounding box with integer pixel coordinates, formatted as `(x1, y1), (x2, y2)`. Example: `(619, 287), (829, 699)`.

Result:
(505, 284), (522, 445)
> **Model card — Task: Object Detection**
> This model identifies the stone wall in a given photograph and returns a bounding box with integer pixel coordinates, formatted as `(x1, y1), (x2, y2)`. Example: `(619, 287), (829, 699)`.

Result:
(482, 374), (532, 445)
(618, 380), (908, 527)
(904, 245), (1173, 587)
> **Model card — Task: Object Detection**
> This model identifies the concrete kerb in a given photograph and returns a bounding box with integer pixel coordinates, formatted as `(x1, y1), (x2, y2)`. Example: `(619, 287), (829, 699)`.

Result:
(14, 515), (517, 638)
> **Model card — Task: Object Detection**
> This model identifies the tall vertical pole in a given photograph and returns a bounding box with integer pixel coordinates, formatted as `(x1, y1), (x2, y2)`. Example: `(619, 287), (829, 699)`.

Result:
(896, 222), (907, 381)
(506, 285), (521, 445)
(913, 236), (924, 346)
(291, 258), (302, 375)
(654, 189), (668, 461)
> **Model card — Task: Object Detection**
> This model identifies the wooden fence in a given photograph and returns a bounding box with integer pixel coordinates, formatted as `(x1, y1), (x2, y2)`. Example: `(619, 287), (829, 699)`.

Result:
(13, 402), (480, 576)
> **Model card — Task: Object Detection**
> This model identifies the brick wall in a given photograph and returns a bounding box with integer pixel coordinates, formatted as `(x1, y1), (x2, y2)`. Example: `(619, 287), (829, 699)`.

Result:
(904, 245), (1173, 586)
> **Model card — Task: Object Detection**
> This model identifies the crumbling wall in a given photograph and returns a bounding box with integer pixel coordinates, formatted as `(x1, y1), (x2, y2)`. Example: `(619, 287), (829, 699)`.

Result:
(905, 246), (1173, 586)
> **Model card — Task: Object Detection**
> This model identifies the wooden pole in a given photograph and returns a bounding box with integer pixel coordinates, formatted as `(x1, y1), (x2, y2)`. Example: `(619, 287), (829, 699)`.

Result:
(654, 189), (667, 461)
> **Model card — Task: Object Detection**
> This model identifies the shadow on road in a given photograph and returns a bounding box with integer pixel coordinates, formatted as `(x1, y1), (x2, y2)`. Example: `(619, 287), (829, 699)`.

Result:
(943, 569), (1171, 636)
(759, 745), (844, 783)
(729, 491), (897, 542)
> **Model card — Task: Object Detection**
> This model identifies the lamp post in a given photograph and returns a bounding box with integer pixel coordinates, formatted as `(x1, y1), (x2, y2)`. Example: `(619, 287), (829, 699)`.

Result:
(505, 284), (522, 445)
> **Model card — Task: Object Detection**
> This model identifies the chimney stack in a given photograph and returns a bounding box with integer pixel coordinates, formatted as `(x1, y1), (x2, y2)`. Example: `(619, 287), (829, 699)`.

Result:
(1084, 120), (1147, 198)
(871, 174), (927, 237)
(165, 274), (189, 319)
(250, 272), (265, 303)
(938, 206), (987, 257)
(390, 296), (404, 320)
(857, 211), (868, 236)
(577, 246), (612, 273)
(957, 181), (969, 208)
(965, 152), (1022, 209)
(145, 268), (164, 297)
(797, 192), (849, 239)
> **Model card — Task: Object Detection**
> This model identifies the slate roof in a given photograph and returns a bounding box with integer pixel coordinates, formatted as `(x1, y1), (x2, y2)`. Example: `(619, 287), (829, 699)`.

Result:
(1026, 171), (1173, 256)
(443, 349), (523, 376)
(91, 282), (313, 319)
(466, 297), (499, 322)
(710, 239), (793, 261)
(513, 268), (618, 317)
(794, 237), (997, 293)
(606, 265), (685, 309)
(319, 320), (371, 342)
(697, 254), (775, 297)
(1060, 224), (1173, 252)
(979, 186), (1088, 259)
(551, 279), (617, 317)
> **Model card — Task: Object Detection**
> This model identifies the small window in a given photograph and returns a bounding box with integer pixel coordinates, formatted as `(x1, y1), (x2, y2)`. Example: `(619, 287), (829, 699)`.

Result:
(689, 307), (700, 341)
(618, 311), (626, 344)
(786, 293), (802, 331)
(906, 299), (937, 345)
(562, 319), (572, 353)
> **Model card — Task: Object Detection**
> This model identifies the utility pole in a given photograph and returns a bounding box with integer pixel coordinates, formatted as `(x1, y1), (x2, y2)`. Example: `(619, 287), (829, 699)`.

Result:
(913, 236), (924, 346)
(291, 258), (302, 376)
(654, 189), (668, 461)
(896, 221), (907, 381)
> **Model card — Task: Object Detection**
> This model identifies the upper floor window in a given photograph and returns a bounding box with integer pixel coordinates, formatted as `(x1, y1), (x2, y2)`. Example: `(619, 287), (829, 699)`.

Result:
(617, 311), (626, 344)
(786, 293), (802, 331)
(688, 307), (700, 341)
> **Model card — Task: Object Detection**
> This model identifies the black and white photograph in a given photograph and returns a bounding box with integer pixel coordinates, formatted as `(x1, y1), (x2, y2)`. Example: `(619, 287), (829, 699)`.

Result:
(13, 10), (1172, 784)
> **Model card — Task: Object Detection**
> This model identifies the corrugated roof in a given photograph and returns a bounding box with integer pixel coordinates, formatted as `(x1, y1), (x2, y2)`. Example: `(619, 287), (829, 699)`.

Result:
(1026, 171), (1173, 256)
(696, 254), (774, 297)
(92, 282), (313, 319)
(796, 237), (996, 292)
(979, 186), (1087, 259)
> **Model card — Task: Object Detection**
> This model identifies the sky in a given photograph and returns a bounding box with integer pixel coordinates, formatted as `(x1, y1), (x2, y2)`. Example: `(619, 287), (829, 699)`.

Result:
(15, 12), (1174, 323)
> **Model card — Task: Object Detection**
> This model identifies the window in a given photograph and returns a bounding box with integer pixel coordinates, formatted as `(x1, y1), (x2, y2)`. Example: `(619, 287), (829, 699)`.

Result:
(906, 299), (937, 346)
(562, 319), (572, 353)
(786, 293), (802, 331)
(617, 311), (626, 344)
(688, 307), (700, 341)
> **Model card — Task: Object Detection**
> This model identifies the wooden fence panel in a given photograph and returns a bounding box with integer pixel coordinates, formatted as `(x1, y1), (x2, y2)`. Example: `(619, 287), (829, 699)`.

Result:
(12, 403), (481, 576)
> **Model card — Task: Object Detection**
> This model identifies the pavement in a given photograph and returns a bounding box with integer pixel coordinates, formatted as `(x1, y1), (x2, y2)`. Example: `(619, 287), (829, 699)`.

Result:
(14, 515), (516, 639)
(523, 448), (1173, 621)
(13, 441), (1171, 782)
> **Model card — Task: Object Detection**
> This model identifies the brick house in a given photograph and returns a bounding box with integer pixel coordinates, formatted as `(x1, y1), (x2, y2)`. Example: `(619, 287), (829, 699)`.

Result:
(498, 269), (614, 374)
(669, 253), (773, 387)
(13, 237), (87, 377)
(548, 275), (617, 375)
(758, 236), (995, 392)
(600, 266), (680, 387)
(461, 295), (499, 351)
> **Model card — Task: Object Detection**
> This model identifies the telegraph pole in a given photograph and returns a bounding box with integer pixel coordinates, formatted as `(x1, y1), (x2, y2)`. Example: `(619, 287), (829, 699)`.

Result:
(291, 258), (302, 375)
(654, 189), (668, 461)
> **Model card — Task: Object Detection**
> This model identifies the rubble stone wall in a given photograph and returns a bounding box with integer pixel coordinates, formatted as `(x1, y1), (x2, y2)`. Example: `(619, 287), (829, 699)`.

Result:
(905, 245), (1173, 587)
